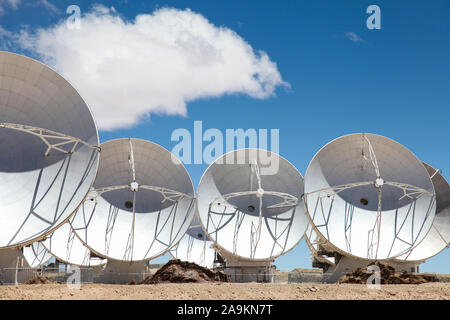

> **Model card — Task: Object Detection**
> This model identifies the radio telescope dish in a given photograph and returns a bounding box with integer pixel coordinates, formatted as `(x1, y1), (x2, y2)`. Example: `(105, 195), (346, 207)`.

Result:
(23, 241), (53, 268)
(170, 214), (215, 268)
(71, 138), (195, 262)
(394, 162), (450, 261)
(196, 148), (307, 261)
(304, 133), (436, 260)
(0, 51), (99, 248)
(42, 222), (106, 267)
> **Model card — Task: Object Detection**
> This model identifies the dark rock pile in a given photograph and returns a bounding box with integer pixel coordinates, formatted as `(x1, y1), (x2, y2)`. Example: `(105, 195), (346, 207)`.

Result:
(24, 276), (60, 284)
(338, 261), (439, 284)
(133, 259), (229, 284)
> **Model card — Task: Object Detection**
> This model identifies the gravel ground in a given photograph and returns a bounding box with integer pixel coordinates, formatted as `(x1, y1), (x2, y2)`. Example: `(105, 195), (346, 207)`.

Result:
(0, 282), (448, 300)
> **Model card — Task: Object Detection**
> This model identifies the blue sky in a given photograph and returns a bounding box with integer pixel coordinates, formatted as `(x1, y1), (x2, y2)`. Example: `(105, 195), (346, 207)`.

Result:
(1, 0), (449, 273)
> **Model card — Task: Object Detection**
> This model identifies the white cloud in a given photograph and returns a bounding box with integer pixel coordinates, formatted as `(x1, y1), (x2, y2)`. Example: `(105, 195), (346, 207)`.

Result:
(0, 0), (21, 14)
(39, 0), (60, 15)
(14, 6), (288, 130)
(0, 0), (60, 15)
(0, 25), (20, 51)
(345, 31), (363, 43)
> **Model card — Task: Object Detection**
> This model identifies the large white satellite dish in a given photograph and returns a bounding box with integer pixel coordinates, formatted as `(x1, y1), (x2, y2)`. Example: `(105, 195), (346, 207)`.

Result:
(196, 148), (308, 262)
(42, 222), (106, 267)
(22, 242), (53, 269)
(170, 213), (215, 269)
(303, 161), (449, 279)
(71, 138), (195, 262)
(304, 133), (436, 260)
(0, 51), (99, 248)
(394, 162), (450, 261)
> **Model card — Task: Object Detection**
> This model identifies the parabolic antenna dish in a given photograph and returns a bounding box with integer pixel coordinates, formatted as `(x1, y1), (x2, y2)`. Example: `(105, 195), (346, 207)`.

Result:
(71, 138), (195, 262)
(394, 162), (450, 261)
(170, 214), (215, 268)
(23, 241), (53, 268)
(304, 133), (436, 260)
(196, 148), (307, 261)
(42, 222), (106, 267)
(0, 51), (99, 248)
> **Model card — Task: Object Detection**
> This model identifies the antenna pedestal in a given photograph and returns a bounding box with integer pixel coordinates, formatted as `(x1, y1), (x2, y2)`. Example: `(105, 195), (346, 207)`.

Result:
(217, 249), (274, 283)
(95, 260), (148, 284)
(0, 248), (33, 284)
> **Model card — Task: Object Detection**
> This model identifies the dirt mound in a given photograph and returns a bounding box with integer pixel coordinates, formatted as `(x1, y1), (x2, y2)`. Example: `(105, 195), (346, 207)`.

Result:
(24, 276), (60, 284)
(134, 259), (229, 284)
(338, 261), (439, 285)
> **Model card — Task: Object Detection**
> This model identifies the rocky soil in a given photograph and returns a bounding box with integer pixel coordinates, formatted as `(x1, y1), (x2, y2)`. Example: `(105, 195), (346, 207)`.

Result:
(0, 282), (448, 300)
(24, 276), (60, 284)
(339, 261), (439, 284)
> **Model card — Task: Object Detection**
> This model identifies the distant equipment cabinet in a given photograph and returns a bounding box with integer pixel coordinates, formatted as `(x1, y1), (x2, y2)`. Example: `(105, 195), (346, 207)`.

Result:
(196, 149), (308, 282)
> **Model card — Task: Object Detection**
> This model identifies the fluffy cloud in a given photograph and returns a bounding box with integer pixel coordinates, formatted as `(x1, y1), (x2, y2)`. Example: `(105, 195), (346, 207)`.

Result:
(15, 6), (287, 130)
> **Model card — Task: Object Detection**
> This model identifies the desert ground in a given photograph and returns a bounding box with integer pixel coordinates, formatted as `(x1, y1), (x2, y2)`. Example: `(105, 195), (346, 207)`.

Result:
(0, 282), (448, 300)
